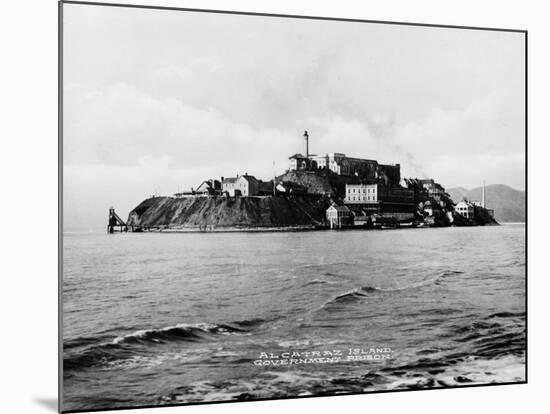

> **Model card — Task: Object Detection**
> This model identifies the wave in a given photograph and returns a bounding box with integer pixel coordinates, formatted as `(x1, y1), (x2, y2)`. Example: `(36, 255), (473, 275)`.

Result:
(487, 311), (525, 319)
(111, 322), (246, 345)
(158, 352), (525, 405)
(230, 318), (267, 328)
(330, 287), (372, 303)
(444, 312), (526, 359)
(376, 315), (525, 390)
(64, 334), (114, 350)
(321, 270), (464, 309)
(323, 271), (343, 277)
(380, 355), (525, 391)
(303, 278), (339, 287)
(303, 279), (329, 286)
(64, 318), (266, 371)
(154, 312), (523, 404)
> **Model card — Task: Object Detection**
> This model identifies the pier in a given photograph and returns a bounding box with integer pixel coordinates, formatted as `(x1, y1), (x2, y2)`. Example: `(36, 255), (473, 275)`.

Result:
(108, 207), (127, 233)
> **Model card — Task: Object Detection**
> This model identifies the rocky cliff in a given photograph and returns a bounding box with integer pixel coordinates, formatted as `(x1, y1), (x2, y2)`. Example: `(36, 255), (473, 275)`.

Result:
(275, 170), (335, 195)
(451, 206), (499, 226)
(126, 195), (329, 230)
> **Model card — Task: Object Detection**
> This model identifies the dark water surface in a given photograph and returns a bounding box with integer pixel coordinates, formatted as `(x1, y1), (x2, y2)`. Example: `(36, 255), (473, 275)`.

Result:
(62, 224), (525, 410)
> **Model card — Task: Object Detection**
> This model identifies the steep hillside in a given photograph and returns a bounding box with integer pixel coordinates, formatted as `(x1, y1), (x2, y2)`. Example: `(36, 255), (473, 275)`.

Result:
(126, 195), (329, 230)
(276, 170), (334, 195)
(276, 169), (364, 198)
(447, 184), (525, 223)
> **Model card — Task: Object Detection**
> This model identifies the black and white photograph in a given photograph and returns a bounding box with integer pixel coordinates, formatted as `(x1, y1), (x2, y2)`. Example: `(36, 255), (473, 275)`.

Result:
(60, 2), (526, 412)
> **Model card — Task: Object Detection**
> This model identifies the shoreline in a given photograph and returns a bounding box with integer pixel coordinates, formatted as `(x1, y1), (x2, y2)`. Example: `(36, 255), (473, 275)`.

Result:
(135, 225), (321, 233)
(64, 221), (517, 235)
(128, 223), (498, 234)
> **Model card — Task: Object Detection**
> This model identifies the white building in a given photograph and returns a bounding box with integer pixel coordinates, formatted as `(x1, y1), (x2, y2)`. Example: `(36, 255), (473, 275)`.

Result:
(326, 204), (352, 229)
(455, 200), (474, 219)
(222, 175), (259, 196)
(308, 153), (380, 176)
(344, 184), (378, 204)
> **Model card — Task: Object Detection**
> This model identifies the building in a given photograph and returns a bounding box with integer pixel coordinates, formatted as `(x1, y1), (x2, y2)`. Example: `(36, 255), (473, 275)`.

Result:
(306, 153), (400, 185)
(326, 204), (352, 229)
(288, 154), (317, 171)
(350, 211), (373, 227)
(423, 200), (434, 217)
(470, 181), (494, 217)
(285, 152), (402, 185)
(344, 183), (415, 221)
(174, 179), (221, 197)
(286, 131), (400, 185)
(258, 180), (275, 196)
(403, 178), (430, 204)
(472, 201), (494, 218)
(418, 179), (446, 196)
(308, 153), (373, 175)
(455, 200), (474, 219)
(222, 174), (259, 196)
(344, 184), (378, 204)
(195, 179), (221, 196)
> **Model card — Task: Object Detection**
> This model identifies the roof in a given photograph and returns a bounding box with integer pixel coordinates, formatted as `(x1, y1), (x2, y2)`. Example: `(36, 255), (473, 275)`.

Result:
(241, 175), (258, 183)
(196, 181), (213, 191)
(288, 153), (307, 160)
(222, 177), (239, 184)
(222, 175), (258, 184)
(346, 157), (378, 164)
(346, 183), (377, 188)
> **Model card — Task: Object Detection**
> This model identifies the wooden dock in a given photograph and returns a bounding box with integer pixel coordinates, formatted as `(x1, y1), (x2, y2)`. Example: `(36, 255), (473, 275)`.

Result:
(108, 207), (127, 233)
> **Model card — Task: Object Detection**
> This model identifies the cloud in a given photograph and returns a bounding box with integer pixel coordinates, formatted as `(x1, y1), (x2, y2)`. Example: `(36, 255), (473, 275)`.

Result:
(64, 82), (296, 174)
(63, 82), (525, 229)
(62, 6), (525, 229)
(63, 82), (302, 228)
(393, 89), (525, 187)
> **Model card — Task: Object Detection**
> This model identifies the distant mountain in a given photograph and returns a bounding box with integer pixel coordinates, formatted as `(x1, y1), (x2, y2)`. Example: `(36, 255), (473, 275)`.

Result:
(447, 187), (469, 200)
(446, 184), (525, 223)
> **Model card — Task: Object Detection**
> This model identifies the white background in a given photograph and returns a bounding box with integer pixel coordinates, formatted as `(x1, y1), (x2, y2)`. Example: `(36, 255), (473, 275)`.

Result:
(0, 0), (545, 413)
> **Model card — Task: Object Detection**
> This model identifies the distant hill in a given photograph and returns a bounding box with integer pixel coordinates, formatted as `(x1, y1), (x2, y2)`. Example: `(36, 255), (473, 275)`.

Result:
(446, 184), (525, 223)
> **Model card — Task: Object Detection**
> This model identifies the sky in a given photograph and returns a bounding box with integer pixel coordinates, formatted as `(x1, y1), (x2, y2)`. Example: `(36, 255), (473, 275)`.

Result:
(62, 3), (525, 230)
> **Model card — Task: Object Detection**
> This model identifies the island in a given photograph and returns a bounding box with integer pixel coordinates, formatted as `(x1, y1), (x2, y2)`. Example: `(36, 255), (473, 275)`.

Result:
(119, 132), (497, 233)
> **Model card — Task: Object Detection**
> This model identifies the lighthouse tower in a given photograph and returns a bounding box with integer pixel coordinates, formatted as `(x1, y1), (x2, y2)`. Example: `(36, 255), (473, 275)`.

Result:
(303, 130), (309, 157)
(482, 180), (486, 208)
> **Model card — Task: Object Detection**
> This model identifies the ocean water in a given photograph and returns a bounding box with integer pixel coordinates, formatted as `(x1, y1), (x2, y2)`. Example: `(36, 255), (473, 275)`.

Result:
(62, 224), (526, 411)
